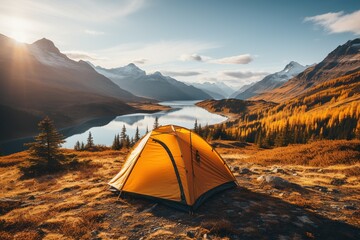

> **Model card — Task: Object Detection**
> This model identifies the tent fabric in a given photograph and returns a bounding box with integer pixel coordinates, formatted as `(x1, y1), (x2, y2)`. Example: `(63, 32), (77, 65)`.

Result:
(108, 125), (237, 210)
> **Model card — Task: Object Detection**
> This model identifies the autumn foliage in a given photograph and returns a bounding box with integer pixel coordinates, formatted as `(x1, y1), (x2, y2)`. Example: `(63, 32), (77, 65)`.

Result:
(196, 71), (360, 147)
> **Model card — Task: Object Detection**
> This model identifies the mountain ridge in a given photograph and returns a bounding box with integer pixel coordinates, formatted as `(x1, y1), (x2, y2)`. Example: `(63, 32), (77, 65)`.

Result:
(0, 34), (151, 142)
(252, 38), (360, 102)
(93, 63), (212, 101)
(233, 61), (307, 100)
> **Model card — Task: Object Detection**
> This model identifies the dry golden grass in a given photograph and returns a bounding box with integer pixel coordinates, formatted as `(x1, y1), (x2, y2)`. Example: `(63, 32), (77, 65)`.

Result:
(245, 139), (360, 167)
(1, 143), (360, 239)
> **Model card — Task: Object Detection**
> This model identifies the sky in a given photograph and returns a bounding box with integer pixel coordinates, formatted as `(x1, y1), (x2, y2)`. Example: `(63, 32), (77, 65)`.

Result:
(0, 0), (359, 88)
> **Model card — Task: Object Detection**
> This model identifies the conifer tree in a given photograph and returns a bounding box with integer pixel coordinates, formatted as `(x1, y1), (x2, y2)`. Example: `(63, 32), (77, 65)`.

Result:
(80, 142), (85, 151)
(194, 119), (198, 133)
(74, 141), (81, 151)
(25, 116), (65, 168)
(134, 126), (140, 142)
(125, 135), (131, 148)
(112, 134), (121, 150)
(86, 131), (94, 149)
(120, 125), (127, 148)
(153, 116), (159, 129)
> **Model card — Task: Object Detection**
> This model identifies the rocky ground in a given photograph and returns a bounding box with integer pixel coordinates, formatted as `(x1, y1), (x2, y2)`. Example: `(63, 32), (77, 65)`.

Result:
(0, 140), (359, 239)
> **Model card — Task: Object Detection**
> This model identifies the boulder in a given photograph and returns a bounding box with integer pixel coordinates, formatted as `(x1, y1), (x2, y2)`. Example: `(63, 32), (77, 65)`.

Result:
(257, 175), (292, 189)
(232, 166), (240, 171)
(271, 167), (286, 174)
(239, 168), (250, 174)
(330, 178), (346, 186)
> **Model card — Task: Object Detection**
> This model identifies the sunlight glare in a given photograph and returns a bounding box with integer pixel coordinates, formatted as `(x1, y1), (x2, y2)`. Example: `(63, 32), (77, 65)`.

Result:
(9, 17), (31, 43)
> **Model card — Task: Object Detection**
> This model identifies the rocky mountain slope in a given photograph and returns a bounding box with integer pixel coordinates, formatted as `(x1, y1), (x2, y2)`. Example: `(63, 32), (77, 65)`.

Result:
(0, 34), (147, 141)
(233, 61), (306, 100)
(94, 64), (212, 101)
(252, 39), (360, 102)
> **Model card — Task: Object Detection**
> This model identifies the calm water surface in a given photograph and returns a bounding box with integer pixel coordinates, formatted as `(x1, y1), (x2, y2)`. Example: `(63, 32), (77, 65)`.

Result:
(63, 100), (227, 149)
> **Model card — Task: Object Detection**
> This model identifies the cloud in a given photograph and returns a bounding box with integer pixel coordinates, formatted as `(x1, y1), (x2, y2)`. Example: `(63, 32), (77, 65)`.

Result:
(84, 29), (104, 35)
(222, 70), (269, 79)
(180, 54), (205, 62)
(304, 10), (360, 35)
(180, 53), (254, 65)
(92, 40), (218, 68)
(161, 71), (202, 77)
(64, 51), (104, 61)
(133, 58), (148, 64)
(214, 54), (253, 64)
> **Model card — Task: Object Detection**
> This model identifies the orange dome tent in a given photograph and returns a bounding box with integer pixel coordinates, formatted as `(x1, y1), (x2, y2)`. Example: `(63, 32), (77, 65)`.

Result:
(109, 125), (237, 211)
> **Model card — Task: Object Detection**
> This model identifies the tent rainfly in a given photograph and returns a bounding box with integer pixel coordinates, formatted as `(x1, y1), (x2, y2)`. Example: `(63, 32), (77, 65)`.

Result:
(109, 125), (237, 211)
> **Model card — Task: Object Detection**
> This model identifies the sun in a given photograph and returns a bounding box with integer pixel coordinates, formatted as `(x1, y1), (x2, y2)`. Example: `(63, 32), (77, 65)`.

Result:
(9, 17), (31, 43)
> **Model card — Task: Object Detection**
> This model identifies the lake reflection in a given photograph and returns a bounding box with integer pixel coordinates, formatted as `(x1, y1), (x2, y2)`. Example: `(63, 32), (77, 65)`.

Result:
(63, 100), (227, 149)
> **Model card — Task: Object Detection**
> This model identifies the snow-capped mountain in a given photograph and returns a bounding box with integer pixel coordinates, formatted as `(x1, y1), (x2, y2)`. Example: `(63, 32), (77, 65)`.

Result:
(0, 34), (143, 142)
(189, 82), (235, 99)
(252, 38), (360, 102)
(233, 61), (307, 100)
(93, 64), (212, 101)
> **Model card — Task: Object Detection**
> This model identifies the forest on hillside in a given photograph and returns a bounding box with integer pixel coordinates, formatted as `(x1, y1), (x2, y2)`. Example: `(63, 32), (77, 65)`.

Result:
(195, 72), (360, 147)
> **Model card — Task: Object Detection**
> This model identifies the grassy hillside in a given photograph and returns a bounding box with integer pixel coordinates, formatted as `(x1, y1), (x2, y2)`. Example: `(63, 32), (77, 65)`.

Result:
(197, 71), (360, 147)
(0, 140), (359, 239)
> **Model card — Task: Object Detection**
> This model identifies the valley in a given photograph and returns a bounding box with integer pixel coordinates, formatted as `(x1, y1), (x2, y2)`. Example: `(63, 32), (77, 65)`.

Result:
(0, 3), (359, 238)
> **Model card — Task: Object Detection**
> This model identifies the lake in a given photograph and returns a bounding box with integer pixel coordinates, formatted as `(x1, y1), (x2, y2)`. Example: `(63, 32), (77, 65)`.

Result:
(63, 100), (227, 149)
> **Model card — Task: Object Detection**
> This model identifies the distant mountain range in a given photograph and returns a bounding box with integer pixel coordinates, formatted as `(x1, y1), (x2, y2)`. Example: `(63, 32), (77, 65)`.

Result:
(252, 39), (360, 102)
(0, 34), (144, 141)
(94, 64), (212, 101)
(229, 82), (255, 99)
(189, 82), (234, 99)
(232, 61), (307, 100)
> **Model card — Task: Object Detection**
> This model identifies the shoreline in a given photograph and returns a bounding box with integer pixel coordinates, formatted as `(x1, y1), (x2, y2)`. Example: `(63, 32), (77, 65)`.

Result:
(0, 102), (170, 155)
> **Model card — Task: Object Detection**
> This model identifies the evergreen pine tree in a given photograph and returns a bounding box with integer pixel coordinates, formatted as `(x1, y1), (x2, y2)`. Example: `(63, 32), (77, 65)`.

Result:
(25, 116), (65, 169)
(153, 116), (159, 129)
(86, 131), (94, 149)
(80, 142), (85, 151)
(125, 135), (131, 148)
(120, 125), (127, 148)
(112, 134), (121, 150)
(74, 141), (81, 151)
(194, 119), (198, 133)
(134, 126), (140, 142)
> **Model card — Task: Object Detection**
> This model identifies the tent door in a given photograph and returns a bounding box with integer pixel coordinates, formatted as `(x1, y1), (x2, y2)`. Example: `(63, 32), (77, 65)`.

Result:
(151, 138), (187, 204)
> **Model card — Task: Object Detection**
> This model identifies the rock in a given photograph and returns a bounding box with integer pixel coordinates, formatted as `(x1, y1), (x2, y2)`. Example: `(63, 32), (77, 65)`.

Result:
(203, 233), (208, 239)
(314, 185), (328, 192)
(317, 169), (324, 173)
(271, 167), (286, 174)
(258, 175), (292, 189)
(91, 230), (99, 236)
(187, 230), (196, 238)
(297, 216), (313, 224)
(239, 168), (250, 174)
(141, 203), (158, 213)
(330, 178), (346, 186)
(28, 195), (35, 200)
(343, 204), (357, 210)
(297, 216), (316, 227)
(257, 175), (266, 182)
(232, 166), (240, 171)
